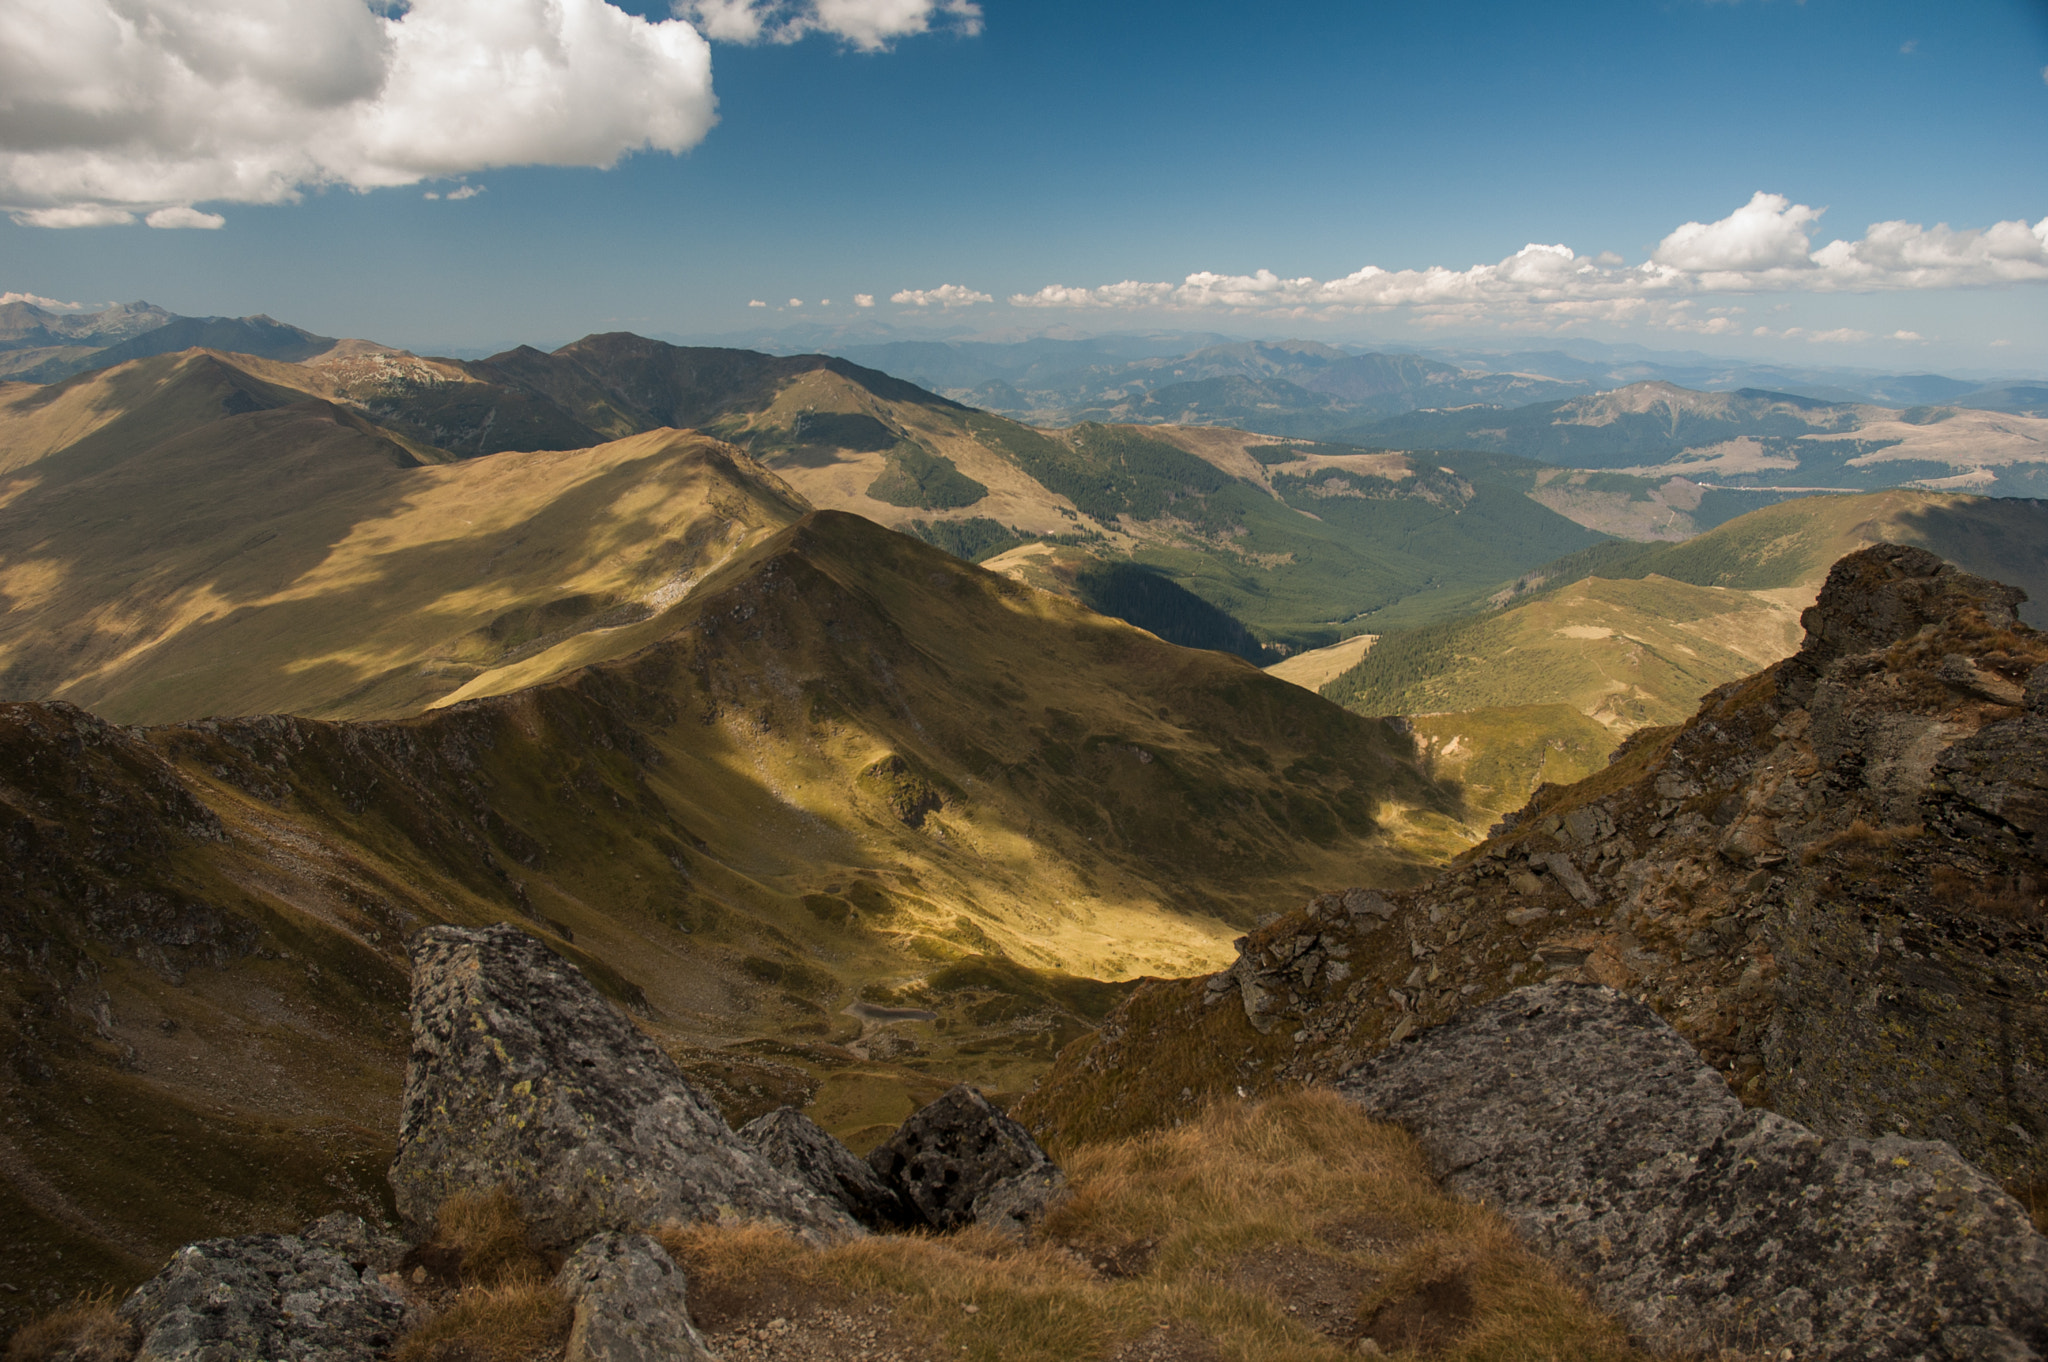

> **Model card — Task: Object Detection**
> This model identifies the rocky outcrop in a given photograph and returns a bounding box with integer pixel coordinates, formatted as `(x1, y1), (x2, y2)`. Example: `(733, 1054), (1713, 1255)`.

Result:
(556, 1232), (715, 1362)
(389, 923), (857, 1247)
(867, 1085), (1065, 1234)
(1030, 543), (2048, 1198)
(740, 1106), (921, 1230)
(1340, 984), (2048, 1361)
(116, 1226), (410, 1362)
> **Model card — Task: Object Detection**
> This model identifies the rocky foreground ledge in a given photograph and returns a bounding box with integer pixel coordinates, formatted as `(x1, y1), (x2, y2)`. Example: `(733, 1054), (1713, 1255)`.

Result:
(50, 919), (2048, 1361)
(47, 924), (1067, 1361)
(1342, 983), (2048, 1361)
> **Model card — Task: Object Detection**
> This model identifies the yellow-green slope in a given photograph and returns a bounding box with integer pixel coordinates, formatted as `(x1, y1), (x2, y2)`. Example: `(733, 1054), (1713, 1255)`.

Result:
(0, 509), (1467, 1324)
(0, 371), (808, 722)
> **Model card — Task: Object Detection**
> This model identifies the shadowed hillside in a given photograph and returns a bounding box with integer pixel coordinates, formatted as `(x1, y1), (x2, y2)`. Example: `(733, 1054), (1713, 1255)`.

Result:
(0, 509), (1466, 1324)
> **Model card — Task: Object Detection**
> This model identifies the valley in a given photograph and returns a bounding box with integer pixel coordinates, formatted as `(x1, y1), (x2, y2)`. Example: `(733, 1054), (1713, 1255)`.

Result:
(2, 320), (2046, 1352)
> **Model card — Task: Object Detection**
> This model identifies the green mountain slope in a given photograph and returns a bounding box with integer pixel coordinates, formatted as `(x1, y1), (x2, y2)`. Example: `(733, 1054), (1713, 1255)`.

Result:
(0, 510), (1464, 1322)
(1345, 381), (2048, 497)
(1316, 490), (2048, 826)
(0, 356), (809, 722)
(2, 341), (1621, 660)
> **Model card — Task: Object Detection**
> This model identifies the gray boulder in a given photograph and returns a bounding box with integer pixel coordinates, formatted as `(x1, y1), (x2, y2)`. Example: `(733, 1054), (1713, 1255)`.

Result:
(556, 1233), (715, 1362)
(866, 1084), (1063, 1233)
(118, 1232), (409, 1362)
(299, 1212), (407, 1275)
(1338, 983), (2048, 1361)
(388, 923), (856, 1247)
(740, 1106), (922, 1230)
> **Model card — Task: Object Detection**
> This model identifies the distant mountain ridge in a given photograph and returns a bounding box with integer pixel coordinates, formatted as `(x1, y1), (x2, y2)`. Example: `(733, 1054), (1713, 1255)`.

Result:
(825, 334), (2047, 431)
(0, 300), (335, 382)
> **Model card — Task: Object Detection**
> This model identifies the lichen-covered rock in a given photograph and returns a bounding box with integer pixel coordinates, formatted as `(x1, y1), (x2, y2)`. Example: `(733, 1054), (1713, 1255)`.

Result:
(389, 923), (856, 1247)
(298, 1212), (407, 1275)
(968, 1164), (1069, 1240)
(867, 1085), (1059, 1232)
(740, 1106), (921, 1230)
(556, 1233), (715, 1362)
(118, 1232), (409, 1362)
(1339, 984), (2048, 1361)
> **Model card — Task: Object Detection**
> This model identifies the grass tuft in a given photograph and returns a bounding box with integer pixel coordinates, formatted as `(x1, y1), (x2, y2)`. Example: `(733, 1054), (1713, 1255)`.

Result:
(4, 1294), (133, 1362)
(662, 1091), (1655, 1362)
(429, 1188), (552, 1289)
(392, 1190), (569, 1362)
(391, 1280), (570, 1362)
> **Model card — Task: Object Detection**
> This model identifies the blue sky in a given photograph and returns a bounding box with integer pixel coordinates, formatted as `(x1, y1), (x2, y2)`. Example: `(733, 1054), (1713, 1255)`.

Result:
(4, 0), (2045, 370)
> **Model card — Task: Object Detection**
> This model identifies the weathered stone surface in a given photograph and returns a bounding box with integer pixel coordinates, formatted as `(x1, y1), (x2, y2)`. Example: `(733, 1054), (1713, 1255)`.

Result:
(118, 1232), (409, 1362)
(1339, 984), (2048, 1361)
(556, 1232), (715, 1362)
(299, 1212), (407, 1274)
(740, 1106), (921, 1230)
(968, 1165), (1070, 1240)
(867, 1085), (1059, 1232)
(389, 923), (856, 1247)
(1034, 543), (2048, 1197)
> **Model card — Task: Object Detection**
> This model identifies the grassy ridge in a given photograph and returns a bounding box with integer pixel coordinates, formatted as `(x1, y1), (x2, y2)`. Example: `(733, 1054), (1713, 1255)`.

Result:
(0, 510), (1472, 1323)
(1318, 492), (2048, 796)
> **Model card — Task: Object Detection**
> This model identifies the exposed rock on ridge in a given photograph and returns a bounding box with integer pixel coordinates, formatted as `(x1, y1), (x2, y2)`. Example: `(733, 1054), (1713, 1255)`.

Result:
(389, 923), (856, 1246)
(740, 1105), (922, 1231)
(867, 1084), (1066, 1235)
(1340, 984), (2048, 1361)
(1025, 542), (2048, 1208)
(116, 1222), (408, 1362)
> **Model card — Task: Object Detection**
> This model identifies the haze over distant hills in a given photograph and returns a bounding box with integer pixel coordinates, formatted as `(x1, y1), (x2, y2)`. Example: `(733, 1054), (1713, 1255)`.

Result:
(815, 332), (2048, 428)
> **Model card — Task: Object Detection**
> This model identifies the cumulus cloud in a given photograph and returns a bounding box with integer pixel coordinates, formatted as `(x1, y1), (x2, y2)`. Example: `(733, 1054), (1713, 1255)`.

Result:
(1652, 191), (1820, 273)
(677, 0), (981, 51)
(892, 283), (992, 307)
(1, 0), (715, 226)
(1008, 194), (2048, 331)
(145, 205), (225, 228)
(748, 298), (767, 307)
(854, 293), (875, 307)
(787, 297), (803, 307)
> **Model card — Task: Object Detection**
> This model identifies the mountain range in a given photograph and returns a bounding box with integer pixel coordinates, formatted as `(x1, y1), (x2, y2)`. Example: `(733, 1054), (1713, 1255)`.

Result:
(826, 334), (2048, 432)
(4, 315), (2048, 1351)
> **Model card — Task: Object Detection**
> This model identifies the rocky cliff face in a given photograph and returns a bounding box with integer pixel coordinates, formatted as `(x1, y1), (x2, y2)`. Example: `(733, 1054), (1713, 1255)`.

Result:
(1025, 544), (2048, 1211)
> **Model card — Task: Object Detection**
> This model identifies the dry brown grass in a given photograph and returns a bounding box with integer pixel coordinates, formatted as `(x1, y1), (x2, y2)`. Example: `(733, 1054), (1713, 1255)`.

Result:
(392, 1190), (570, 1362)
(392, 1280), (570, 1362)
(662, 1091), (1655, 1362)
(429, 1188), (554, 1289)
(3, 1294), (133, 1362)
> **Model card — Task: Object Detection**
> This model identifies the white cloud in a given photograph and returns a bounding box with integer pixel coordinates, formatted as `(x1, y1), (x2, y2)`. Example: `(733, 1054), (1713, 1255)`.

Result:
(1653, 191), (1821, 273)
(9, 205), (136, 228)
(0, 291), (93, 310)
(892, 283), (992, 308)
(1, 0), (715, 226)
(1891, 330), (1924, 341)
(853, 293), (875, 307)
(145, 205), (226, 228)
(748, 298), (767, 307)
(1008, 194), (2048, 332)
(441, 184), (485, 201)
(787, 297), (803, 307)
(677, 0), (981, 51)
